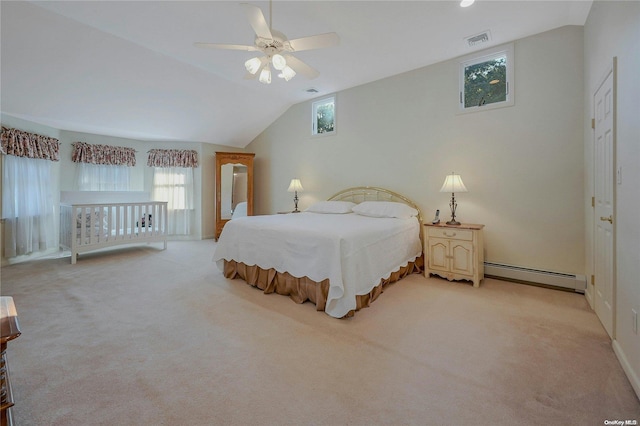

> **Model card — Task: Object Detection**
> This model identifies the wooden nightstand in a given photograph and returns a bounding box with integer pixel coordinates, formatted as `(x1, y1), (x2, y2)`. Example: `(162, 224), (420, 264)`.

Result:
(424, 222), (484, 287)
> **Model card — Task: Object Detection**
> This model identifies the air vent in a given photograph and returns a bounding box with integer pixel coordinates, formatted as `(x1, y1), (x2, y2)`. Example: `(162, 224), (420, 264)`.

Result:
(465, 30), (491, 47)
(305, 88), (319, 93)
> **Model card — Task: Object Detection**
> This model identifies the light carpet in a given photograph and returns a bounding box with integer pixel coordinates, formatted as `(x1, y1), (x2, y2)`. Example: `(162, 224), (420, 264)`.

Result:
(1, 240), (639, 425)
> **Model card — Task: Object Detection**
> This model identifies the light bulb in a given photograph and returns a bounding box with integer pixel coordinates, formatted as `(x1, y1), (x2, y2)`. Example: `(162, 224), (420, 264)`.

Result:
(272, 54), (286, 71)
(244, 57), (262, 75)
(278, 66), (296, 82)
(259, 66), (272, 84)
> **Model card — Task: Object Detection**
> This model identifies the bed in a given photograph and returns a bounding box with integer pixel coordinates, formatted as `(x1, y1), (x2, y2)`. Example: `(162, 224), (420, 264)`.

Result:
(213, 187), (423, 318)
(60, 191), (168, 264)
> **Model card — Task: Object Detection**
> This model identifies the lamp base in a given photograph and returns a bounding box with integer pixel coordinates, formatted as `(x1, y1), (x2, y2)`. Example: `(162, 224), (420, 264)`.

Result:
(292, 192), (300, 214)
(446, 220), (461, 226)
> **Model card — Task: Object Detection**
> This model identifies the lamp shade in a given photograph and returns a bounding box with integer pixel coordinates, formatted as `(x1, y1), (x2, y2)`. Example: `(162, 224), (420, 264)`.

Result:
(287, 179), (304, 192)
(439, 173), (468, 193)
(244, 57), (262, 75)
(259, 66), (272, 84)
(272, 54), (287, 71)
(278, 66), (296, 82)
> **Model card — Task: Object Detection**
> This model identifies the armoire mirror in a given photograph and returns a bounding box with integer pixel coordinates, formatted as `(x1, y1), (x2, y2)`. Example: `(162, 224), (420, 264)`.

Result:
(215, 152), (255, 240)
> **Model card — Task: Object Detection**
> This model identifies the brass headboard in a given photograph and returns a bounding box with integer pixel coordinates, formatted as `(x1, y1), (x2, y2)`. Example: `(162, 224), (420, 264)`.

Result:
(328, 186), (423, 244)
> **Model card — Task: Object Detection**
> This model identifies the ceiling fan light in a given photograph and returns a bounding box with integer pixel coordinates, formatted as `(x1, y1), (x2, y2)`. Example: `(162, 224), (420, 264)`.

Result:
(272, 54), (287, 71)
(259, 66), (272, 84)
(244, 57), (262, 74)
(278, 66), (296, 82)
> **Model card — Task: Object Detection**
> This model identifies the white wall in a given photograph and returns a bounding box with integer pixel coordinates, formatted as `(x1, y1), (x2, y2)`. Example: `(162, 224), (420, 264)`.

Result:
(201, 143), (218, 240)
(248, 25), (585, 275)
(584, 0), (640, 398)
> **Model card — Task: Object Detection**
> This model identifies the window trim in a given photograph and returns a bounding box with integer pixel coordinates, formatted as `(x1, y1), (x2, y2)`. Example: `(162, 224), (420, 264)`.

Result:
(458, 43), (514, 113)
(311, 95), (337, 137)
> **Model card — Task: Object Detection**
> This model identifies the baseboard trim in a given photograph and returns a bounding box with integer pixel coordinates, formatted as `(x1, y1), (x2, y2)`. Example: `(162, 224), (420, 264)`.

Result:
(485, 275), (578, 293)
(3, 247), (61, 266)
(613, 339), (640, 401)
(484, 262), (586, 293)
(585, 285), (595, 309)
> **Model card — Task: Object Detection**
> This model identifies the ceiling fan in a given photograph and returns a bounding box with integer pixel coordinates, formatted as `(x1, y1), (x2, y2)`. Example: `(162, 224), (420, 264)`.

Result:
(194, 1), (339, 84)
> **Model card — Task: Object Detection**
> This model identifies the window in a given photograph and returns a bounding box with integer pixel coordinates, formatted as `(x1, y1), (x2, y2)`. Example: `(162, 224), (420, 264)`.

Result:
(152, 167), (194, 235)
(76, 163), (130, 191)
(2, 156), (56, 257)
(311, 96), (336, 136)
(459, 44), (514, 112)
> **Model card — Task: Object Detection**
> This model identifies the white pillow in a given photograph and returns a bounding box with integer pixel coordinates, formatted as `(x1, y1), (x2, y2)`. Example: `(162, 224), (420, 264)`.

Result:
(352, 201), (418, 219)
(232, 202), (247, 219)
(305, 201), (356, 214)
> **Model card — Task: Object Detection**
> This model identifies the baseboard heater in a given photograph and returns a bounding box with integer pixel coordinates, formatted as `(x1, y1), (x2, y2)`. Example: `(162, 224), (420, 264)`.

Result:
(484, 262), (586, 293)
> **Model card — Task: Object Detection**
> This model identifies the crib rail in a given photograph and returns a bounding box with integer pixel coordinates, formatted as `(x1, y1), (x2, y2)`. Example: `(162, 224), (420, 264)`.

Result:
(60, 201), (168, 264)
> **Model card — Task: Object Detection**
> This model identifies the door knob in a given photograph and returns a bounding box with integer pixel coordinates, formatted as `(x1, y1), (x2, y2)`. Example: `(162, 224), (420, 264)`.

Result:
(600, 215), (613, 224)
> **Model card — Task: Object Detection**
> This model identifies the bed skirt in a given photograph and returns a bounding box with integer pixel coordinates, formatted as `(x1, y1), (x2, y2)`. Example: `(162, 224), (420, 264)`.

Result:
(223, 259), (421, 318)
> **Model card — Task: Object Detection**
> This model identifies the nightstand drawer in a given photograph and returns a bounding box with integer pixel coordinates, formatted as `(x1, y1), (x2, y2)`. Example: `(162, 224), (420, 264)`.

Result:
(427, 227), (473, 241)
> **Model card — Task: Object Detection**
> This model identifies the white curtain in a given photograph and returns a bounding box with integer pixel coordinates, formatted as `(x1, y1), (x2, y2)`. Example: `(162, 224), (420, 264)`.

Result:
(2, 155), (56, 257)
(152, 167), (194, 236)
(76, 163), (130, 191)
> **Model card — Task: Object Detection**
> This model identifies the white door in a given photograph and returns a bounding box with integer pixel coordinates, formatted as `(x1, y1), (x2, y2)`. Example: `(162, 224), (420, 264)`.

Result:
(593, 64), (615, 339)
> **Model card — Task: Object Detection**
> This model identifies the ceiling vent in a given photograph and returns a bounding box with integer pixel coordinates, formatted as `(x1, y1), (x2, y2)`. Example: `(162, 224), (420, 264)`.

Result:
(465, 30), (491, 47)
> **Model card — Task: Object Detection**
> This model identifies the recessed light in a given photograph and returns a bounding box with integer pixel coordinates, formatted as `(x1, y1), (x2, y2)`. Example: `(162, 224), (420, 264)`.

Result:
(460, 0), (475, 7)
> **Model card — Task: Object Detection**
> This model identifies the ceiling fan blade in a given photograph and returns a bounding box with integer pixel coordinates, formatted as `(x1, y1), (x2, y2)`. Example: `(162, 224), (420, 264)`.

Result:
(288, 32), (340, 52)
(241, 3), (273, 40)
(283, 55), (319, 80)
(194, 42), (259, 52)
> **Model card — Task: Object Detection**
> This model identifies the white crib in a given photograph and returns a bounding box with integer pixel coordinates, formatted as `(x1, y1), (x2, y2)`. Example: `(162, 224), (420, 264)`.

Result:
(60, 192), (168, 264)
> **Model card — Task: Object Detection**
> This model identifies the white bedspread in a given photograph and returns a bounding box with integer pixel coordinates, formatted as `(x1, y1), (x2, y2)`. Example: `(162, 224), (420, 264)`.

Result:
(213, 212), (421, 318)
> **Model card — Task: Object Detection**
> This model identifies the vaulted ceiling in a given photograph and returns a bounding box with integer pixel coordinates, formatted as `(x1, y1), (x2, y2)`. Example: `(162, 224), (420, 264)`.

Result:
(1, 1), (592, 148)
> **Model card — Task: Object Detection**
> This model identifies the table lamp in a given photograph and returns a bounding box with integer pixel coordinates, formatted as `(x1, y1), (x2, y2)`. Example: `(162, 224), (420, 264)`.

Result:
(439, 172), (468, 225)
(287, 179), (303, 213)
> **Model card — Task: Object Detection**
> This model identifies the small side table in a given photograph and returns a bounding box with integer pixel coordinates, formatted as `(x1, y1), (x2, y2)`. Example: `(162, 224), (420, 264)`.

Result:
(1, 297), (21, 426)
(424, 222), (485, 287)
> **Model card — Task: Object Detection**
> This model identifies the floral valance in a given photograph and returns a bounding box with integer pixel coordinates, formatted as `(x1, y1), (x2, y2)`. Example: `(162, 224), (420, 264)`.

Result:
(1, 126), (60, 161)
(147, 149), (199, 168)
(72, 142), (136, 166)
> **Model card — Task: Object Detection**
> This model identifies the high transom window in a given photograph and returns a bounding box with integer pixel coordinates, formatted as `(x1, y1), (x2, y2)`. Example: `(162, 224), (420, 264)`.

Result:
(312, 96), (336, 136)
(459, 44), (514, 112)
